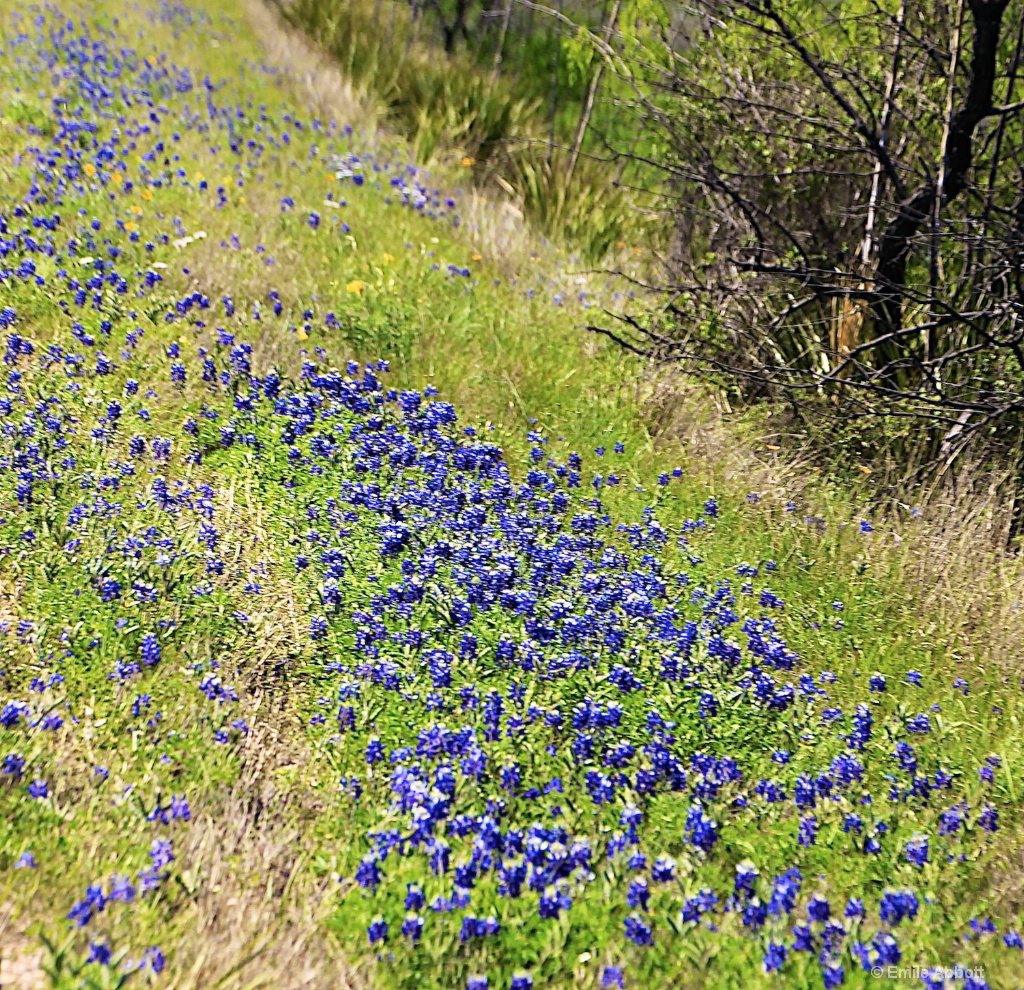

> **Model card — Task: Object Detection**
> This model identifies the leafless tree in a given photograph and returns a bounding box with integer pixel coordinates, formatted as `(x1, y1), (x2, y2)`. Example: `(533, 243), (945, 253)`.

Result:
(569, 0), (1024, 468)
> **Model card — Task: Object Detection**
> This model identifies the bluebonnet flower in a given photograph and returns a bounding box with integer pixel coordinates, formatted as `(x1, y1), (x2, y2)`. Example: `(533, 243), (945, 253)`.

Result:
(367, 917), (388, 944)
(879, 890), (918, 926)
(355, 854), (382, 891)
(762, 942), (786, 973)
(401, 914), (423, 943)
(624, 914), (653, 946)
(684, 804), (719, 853)
(907, 712), (931, 733)
(846, 705), (874, 750)
(821, 964), (845, 988)
(979, 755), (1001, 783)
(905, 835), (929, 868)
(68, 884), (106, 927)
(141, 634), (161, 667)
(767, 867), (801, 916)
(109, 874), (135, 903)
(798, 816), (817, 847)
(627, 877), (650, 911)
(807, 895), (830, 922)
(872, 931), (900, 964)
(651, 855), (675, 882)
(734, 862), (758, 897)
(602, 966), (624, 988)
(792, 923), (814, 951)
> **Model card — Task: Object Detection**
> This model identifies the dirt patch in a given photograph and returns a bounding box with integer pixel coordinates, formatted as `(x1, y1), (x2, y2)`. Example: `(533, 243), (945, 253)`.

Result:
(0, 923), (44, 990)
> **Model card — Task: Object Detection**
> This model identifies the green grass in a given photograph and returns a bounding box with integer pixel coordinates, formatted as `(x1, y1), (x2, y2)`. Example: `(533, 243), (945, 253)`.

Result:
(274, 0), (653, 262)
(0, 2), (1022, 989)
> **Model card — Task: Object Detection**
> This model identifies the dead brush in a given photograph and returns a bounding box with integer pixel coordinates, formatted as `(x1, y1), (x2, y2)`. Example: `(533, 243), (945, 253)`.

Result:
(640, 365), (1024, 679)
(159, 721), (369, 990)
(243, 0), (379, 137)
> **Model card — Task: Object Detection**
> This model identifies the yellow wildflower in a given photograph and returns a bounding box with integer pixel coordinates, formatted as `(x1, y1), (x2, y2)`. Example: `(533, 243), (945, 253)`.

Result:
(83, 163), (96, 177)
(346, 279), (365, 295)
(141, 189), (153, 201)
(460, 156), (475, 167)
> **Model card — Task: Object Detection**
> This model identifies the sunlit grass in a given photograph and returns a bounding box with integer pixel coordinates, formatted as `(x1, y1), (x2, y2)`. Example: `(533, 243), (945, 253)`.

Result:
(0, 3), (1021, 990)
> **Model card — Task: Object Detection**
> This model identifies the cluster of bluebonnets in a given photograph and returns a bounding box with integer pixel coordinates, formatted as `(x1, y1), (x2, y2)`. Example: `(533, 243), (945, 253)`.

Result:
(0, 2), (1019, 988)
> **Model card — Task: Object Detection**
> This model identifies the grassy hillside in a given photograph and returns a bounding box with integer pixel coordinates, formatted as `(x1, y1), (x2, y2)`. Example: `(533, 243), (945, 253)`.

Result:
(0, 2), (1022, 989)
(271, 0), (659, 264)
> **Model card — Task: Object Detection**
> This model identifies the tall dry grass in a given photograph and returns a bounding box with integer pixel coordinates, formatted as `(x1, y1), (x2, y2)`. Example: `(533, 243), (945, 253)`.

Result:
(643, 367), (1024, 683)
(247, 0), (1024, 697)
(244, 0), (379, 137)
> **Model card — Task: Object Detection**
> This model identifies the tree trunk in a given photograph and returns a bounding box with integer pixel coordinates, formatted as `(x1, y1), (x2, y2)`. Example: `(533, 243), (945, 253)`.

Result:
(547, 0), (563, 167)
(928, 0), (966, 363)
(440, 0), (471, 54)
(870, 0), (1011, 349)
(492, 0), (515, 75)
(565, 0), (620, 186)
(861, 0), (906, 268)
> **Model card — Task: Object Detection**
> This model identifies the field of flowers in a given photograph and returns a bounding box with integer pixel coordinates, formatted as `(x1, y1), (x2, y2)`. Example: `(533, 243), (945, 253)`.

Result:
(1, 2), (1023, 989)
